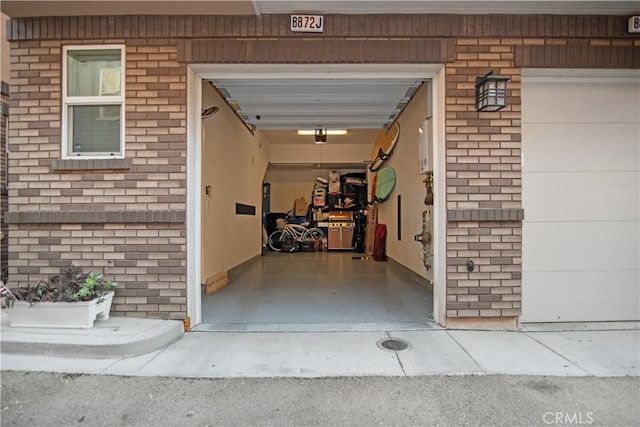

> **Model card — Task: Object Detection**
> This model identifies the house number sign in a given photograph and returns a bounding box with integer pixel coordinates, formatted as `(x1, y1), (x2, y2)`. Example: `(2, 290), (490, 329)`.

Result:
(629, 16), (640, 33)
(290, 15), (324, 33)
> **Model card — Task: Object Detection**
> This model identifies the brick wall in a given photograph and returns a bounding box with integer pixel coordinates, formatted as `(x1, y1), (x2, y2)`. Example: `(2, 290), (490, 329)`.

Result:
(7, 39), (187, 319)
(5, 14), (639, 325)
(444, 38), (523, 326)
(442, 35), (637, 327)
(9, 223), (186, 319)
(1, 82), (8, 279)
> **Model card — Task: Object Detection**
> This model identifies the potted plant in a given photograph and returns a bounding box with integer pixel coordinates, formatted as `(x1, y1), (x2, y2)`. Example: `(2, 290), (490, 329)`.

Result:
(3, 266), (117, 329)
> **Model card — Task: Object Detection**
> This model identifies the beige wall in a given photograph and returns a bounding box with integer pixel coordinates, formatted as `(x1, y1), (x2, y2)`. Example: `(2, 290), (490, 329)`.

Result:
(376, 84), (433, 281)
(201, 82), (270, 281)
(265, 170), (315, 212)
(269, 143), (370, 165)
(267, 178), (313, 214)
(269, 183), (310, 214)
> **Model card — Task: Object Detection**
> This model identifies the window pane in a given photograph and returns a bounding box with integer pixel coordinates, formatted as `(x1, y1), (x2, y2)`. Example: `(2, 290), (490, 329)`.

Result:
(69, 105), (121, 154)
(67, 49), (122, 97)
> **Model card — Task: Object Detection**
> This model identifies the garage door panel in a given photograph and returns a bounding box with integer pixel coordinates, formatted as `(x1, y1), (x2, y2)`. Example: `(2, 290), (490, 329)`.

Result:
(521, 271), (640, 322)
(523, 222), (639, 272)
(523, 172), (639, 222)
(522, 123), (640, 172)
(522, 77), (640, 322)
(523, 82), (640, 124)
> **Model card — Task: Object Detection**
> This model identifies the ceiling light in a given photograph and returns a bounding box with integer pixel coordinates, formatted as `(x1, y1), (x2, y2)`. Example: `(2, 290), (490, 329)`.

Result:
(297, 129), (348, 136)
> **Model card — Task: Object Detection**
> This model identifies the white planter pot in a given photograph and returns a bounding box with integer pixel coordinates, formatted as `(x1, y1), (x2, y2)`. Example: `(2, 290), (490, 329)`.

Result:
(8, 292), (115, 329)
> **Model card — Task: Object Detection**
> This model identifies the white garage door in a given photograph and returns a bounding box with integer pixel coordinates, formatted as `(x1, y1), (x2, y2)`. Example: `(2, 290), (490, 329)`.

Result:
(521, 70), (640, 322)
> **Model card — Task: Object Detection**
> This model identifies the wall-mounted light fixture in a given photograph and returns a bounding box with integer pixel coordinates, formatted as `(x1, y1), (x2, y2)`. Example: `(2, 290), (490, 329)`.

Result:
(201, 105), (219, 119)
(475, 71), (509, 112)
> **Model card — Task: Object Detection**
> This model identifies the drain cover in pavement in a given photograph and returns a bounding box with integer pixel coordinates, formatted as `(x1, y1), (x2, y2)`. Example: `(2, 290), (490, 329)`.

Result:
(378, 338), (410, 351)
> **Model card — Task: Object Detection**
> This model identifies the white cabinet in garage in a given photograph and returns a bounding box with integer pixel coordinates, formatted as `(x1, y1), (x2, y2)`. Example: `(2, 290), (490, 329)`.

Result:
(521, 71), (640, 322)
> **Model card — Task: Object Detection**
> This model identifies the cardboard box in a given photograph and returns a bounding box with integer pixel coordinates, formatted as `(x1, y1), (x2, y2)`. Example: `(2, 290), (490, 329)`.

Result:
(313, 188), (326, 206)
(294, 197), (308, 216)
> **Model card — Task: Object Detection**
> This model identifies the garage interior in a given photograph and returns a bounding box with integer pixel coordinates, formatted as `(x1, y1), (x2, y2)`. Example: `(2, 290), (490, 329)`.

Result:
(196, 73), (436, 331)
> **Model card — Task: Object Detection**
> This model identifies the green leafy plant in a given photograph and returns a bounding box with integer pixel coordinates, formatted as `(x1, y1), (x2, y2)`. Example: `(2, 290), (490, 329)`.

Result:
(11, 266), (115, 304)
(73, 271), (111, 301)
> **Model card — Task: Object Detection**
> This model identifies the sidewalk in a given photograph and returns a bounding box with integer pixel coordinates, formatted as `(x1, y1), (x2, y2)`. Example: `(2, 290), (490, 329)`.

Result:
(1, 310), (638, 378)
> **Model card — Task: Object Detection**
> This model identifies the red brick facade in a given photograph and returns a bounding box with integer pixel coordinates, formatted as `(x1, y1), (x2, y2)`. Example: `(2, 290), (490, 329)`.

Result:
(5, 14), (639, 325)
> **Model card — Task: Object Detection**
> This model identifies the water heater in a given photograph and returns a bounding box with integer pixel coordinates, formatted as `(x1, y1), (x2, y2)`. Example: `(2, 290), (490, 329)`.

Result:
(418, 118), (433, 175)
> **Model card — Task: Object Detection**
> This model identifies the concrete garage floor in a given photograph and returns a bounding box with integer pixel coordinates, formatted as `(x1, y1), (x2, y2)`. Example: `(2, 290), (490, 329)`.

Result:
(197, 252), (435, 332)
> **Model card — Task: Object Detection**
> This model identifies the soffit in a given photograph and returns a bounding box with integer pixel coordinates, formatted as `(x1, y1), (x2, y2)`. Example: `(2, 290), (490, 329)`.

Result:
(2, 0), (638, 17)
(0, 1), (255, 17)
(256, 1), (639, 15)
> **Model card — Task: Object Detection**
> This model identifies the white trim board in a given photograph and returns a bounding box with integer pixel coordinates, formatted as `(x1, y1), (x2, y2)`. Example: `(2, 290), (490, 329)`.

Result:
(193, 64), (444, 80)
(522, 68), (640, 84)
(186, 66), (203, 325)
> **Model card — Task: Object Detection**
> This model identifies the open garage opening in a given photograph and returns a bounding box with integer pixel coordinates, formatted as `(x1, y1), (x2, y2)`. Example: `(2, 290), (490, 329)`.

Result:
(187, 65), (446, 331)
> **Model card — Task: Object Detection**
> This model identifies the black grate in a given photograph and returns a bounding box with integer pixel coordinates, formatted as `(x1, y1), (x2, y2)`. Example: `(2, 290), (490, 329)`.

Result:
(380, 338), (410, 351)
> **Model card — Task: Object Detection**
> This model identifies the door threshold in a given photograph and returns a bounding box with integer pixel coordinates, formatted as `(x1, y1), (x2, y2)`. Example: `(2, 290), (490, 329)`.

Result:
(192, 320), (441, 333)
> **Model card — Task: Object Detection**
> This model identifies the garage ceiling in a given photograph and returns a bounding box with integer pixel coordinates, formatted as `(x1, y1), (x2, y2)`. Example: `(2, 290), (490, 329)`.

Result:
(208, 78), (424, 130)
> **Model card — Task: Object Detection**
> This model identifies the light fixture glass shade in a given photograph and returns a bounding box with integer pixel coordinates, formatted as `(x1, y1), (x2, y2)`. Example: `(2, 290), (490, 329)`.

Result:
(297, 129), (348, 136)
(475, 72), (509, 112)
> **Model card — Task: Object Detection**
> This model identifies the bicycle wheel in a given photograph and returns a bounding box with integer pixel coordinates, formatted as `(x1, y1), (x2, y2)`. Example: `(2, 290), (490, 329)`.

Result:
(269, 229), (299, 252)
(283, 230), (300, 252)
(303, 227), (325, 242)
(268, 230), (284, 252)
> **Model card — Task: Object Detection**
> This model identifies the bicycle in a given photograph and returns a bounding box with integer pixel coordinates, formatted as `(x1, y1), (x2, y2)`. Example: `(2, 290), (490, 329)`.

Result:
(268, 223), (325, 252)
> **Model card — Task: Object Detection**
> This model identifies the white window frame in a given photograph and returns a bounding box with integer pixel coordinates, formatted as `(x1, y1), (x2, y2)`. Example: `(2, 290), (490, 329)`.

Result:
(62, 44), (126, 159)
